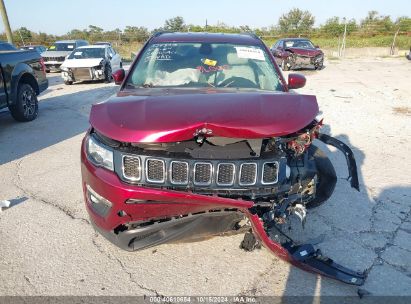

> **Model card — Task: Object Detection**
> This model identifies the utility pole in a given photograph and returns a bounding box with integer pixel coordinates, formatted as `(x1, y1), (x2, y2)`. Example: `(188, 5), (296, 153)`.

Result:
(0, 0), (13, 44)
(341, 18), (347, 57)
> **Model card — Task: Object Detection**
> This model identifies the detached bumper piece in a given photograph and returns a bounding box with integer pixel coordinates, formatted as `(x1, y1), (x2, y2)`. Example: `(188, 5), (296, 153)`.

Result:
(318, 133), (359, 191)
(247, 219), (367, 286)
(285, 243), (366, 285)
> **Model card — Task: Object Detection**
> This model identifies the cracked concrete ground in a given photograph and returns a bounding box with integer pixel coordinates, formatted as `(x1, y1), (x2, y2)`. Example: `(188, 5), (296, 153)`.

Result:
(0, 58), (410, 297)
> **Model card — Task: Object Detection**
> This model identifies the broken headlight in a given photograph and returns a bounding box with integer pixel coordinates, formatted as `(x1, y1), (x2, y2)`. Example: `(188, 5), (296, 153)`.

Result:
(285, 120), (322, 156)
(86, 135), (114, 171)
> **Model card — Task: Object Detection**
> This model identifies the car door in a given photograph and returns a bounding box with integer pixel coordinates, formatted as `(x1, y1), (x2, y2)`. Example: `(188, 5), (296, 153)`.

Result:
(0, 64), (7, 108)
(108, 47), (120, 70)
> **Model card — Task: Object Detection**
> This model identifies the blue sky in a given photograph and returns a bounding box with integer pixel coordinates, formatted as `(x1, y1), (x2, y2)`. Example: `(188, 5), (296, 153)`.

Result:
(1, 0), (409, 35)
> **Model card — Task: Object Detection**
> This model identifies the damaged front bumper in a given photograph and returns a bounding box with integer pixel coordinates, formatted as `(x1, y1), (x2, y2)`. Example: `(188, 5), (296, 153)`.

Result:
(81, 134), (365, 286)
(289, 54), (324, 69)
(62, 66), (105, 82)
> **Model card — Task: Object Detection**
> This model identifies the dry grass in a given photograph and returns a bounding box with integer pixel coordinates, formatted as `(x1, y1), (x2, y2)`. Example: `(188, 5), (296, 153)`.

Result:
(113, 42), (144, 61)
(392, 106), (411, 116)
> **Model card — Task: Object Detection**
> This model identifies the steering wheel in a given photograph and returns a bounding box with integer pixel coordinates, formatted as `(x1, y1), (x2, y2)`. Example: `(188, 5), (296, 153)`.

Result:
(218, 77), (258, 88)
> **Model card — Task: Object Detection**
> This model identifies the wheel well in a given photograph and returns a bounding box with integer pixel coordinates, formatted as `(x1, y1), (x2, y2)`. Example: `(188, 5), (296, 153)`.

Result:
(19, 73), (39, 95)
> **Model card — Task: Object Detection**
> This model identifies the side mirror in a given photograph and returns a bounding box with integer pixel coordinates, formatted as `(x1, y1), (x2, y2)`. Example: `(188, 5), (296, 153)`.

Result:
(315, 45), (320, 48)
(112, 68), (125, 85)
(288, 73), (306, 90)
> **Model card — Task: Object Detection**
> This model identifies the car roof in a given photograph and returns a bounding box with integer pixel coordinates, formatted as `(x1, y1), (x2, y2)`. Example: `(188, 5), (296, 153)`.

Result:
(77, 45), (107, 49)
(55, 40), (85, 43)
(151, 32), (263, 45)
(281, 38), (311, 41)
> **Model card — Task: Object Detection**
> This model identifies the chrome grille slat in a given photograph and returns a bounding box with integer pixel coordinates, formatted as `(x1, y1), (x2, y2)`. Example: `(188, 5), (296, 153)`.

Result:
(120, 153), (282, 188)
(122, 155), (141, 181)
(170, 161), (189, 185)
(194, 162), (212, 185)
(146, 159), (165, 183)
(262, 162), (279, 185)
(217, 163), (235, 186)
(239, 163), (257, 185)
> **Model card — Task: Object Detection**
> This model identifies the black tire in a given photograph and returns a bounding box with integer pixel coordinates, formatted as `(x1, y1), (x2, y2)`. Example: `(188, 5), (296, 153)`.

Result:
(281, 59), (290, 71)
(305, 145), (337, 209)
(64, 80), (73, 85)
(120, 61), (123, 68)
(9, 83), (38, 122)
(315, 61), (324, 70)
(45, 69), (50, 73)
(104, 63), (112, 83)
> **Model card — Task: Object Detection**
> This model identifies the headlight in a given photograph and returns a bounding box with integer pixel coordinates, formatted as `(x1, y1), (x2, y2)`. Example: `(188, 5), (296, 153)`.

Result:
(86, 135), (114, 171)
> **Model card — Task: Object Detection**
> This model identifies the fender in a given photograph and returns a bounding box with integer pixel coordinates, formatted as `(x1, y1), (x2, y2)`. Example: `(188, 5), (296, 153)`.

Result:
(9, 62), (38, 106)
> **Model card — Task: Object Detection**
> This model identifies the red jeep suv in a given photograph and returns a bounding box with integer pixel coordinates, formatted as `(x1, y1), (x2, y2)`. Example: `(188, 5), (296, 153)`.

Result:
(81, 32), (365, 285)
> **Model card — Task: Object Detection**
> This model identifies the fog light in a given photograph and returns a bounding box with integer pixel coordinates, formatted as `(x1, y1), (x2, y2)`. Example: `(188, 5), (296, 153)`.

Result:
(86, 184), (112, 217)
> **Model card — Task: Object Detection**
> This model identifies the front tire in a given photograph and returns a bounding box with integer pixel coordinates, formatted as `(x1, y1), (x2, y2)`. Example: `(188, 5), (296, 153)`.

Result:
(104, 63), (112, 83)
(281, 59), (290, 71)
(305, 145), (337, 209)
(64, 80), (73, 85)
(9, 83), (39, 122)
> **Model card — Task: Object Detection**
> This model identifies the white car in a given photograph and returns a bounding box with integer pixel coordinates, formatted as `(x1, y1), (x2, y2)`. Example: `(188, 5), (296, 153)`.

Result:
(60, 45), (122, 85)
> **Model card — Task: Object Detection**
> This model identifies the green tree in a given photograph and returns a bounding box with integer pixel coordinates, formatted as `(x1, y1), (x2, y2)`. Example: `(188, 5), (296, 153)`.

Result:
(395, 16), (411, 31)
(320, 17), (357, 36)
(123, 26), (149, 42)
(361, 11), (394, 34)
(164, 16), (186, 32)
(278, 8), (315, 33)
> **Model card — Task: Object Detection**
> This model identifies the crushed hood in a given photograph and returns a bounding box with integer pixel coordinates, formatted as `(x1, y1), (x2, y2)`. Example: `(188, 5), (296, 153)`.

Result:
(41, 50), (72, 57)
(286, 48), (322, 57)
(90, 91), (319, 143)
(61, 58), (104, 68)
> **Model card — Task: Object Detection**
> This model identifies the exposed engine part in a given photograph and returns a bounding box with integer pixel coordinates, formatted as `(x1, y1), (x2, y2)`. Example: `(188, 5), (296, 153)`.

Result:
(291, 203), (307, 228)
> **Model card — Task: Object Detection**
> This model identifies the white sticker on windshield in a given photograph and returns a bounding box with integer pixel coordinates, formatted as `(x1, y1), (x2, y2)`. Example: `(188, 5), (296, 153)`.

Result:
(74, 51), (82, 55)
(235, 47), (265, 61)
(68, 45), (74, 49)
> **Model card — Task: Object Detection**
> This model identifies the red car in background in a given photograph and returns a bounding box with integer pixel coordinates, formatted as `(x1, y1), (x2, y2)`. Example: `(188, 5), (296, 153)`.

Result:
(81, 32), (364, 285)
(271, 38), (324, 70)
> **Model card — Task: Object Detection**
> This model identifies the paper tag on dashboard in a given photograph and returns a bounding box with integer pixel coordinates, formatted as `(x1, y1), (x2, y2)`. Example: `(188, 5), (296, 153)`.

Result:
(203, 58), (217, 66)
(235, 47), (265, 61)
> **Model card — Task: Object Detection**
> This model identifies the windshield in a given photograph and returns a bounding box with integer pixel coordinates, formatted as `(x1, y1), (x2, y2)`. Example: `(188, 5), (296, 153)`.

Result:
(284, 40), (315, 49)
(126, 42), (282, 91)
(49, 43), (75, 51)
(68, 48), (105, 59)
